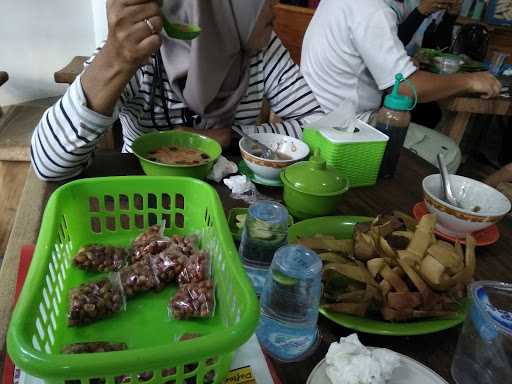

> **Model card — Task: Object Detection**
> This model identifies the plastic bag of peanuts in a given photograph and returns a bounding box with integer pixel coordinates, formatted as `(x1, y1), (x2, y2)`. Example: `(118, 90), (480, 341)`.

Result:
(68, 276), (126, 326)
(169, 280), (215, 320)
(72, 244), (128, 272)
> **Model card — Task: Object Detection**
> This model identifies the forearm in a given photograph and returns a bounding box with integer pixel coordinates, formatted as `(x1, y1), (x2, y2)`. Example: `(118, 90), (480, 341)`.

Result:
(31, 77), (114, 181)
(400, 70), (471, 102)
(80, 43), (137, 116)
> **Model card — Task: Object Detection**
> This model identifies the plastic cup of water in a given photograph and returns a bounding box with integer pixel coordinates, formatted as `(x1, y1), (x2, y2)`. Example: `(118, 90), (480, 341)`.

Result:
(256, 244), (322, 362)
(239, 201), (288, 295)
(451, 281), (512, 384)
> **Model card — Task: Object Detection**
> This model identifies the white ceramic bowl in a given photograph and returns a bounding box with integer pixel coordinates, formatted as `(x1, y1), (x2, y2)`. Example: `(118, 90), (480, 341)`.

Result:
(422, 174), (511, 238)
(239, 133), (310, 181)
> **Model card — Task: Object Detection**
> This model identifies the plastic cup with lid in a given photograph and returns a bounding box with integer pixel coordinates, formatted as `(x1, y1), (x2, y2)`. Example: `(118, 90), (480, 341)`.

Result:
(451, 281), (512, 384)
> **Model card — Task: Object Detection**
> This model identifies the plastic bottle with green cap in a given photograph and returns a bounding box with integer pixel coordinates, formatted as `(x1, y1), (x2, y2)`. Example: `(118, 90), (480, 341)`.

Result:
(374, 73), (416, 178)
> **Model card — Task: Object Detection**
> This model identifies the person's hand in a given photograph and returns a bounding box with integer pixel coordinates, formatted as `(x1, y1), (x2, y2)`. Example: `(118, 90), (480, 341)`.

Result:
(418, 0), (453, 15)
(104, 0), (163, 71)
(466, 72), (502, 99)
(447, 0), (462, 16)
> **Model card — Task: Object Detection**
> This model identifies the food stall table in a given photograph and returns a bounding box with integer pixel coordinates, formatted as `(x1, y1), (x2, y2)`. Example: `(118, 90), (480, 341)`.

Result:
(439, 95), (512, 145)
(0, 150), (511, 384)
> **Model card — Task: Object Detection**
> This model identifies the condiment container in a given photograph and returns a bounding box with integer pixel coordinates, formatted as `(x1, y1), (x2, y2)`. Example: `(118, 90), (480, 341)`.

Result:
(373, 73), (415, 178)
(280, 149), (349, 220)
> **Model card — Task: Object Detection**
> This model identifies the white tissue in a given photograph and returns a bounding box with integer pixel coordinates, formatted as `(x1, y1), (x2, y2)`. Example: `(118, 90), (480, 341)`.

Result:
(207, 156), (238, 183)
(223, 175), (254, 194)
(503, 68), (512, 76)
(325, 334), (400, 384)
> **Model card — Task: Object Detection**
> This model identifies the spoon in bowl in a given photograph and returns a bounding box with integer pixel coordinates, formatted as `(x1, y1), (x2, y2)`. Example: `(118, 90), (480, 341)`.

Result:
(232, 126), (281, 160)
(437, 153), (463, 209)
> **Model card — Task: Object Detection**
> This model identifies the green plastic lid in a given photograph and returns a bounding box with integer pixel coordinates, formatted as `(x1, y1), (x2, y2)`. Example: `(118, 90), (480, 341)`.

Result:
(281, 149), (349, 196)
(384, 74), (414, 111)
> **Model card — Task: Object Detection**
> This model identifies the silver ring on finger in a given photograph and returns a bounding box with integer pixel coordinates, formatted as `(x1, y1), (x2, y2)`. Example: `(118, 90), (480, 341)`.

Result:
(144, 18), (156, 34)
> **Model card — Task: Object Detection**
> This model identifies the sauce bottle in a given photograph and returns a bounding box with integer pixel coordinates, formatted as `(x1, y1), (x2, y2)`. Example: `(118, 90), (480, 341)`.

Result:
(374, 74), (415, 178)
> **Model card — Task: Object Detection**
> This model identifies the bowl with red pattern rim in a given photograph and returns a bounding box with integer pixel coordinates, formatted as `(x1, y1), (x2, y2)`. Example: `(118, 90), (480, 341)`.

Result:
(422, 174), (510, 238)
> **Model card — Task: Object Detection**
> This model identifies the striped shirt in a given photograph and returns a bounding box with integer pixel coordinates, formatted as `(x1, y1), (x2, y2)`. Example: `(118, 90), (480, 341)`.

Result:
(31, 34), (322, 181)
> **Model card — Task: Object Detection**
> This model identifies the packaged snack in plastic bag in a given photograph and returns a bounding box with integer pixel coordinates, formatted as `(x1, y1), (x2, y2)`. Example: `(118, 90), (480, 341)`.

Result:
(131, 224), (170, 263)
(73, 245), (127, 272)
(63, 341), (127, 354)
(151, 245), (188, 289)
(68, 277), (125, 326)
(119, 259), (159, 298)
(169, 280), (215, 320)
(169, 234), (199, 256)
(177, 251), (210, 286)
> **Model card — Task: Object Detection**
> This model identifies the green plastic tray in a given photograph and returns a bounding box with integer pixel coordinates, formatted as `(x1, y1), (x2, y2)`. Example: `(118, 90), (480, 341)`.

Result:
(288, 216), (468, 336)
(7, 176), (259, 384)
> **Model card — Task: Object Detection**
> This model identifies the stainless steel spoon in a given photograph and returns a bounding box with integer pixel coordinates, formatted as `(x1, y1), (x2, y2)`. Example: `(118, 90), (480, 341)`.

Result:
(437, 153), (462, 208)
(232, 126), (279, 160)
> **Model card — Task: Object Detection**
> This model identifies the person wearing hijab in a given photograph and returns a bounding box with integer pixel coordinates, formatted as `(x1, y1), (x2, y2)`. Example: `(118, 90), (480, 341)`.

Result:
(31, 0), (322, 181)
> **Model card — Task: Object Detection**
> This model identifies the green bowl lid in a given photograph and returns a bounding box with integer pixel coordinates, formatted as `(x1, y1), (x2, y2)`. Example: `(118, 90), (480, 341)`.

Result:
(281, 149), (349, 196)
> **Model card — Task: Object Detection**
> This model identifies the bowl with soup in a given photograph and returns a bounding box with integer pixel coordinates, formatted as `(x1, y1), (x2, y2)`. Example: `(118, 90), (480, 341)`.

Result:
(132, 131), (222, 179)
(239, 132), (310, 182)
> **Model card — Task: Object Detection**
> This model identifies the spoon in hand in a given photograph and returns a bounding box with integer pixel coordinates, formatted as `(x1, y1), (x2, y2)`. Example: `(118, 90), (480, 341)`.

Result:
(232, 126), (280, 160)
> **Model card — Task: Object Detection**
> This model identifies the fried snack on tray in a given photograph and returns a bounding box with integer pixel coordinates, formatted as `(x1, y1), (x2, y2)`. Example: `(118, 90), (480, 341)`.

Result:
(293, 212), (476, 322)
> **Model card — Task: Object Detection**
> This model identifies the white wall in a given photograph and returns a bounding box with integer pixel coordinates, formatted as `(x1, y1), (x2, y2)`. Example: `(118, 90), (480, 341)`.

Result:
(0, 0), (108, 106)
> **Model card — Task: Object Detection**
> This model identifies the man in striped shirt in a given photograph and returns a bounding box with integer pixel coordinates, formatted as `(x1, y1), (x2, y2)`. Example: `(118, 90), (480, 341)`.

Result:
(31, 0), (322, 181)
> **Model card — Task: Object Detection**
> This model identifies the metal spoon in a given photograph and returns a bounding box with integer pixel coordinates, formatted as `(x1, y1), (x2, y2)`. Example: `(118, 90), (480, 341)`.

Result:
(232, 126), (279, 160)
(437, 153), (462, 208)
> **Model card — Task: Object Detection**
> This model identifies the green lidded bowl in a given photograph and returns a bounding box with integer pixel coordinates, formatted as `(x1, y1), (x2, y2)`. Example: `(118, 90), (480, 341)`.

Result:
(132, 131), (222, 179)
(281, 149), (349, 220)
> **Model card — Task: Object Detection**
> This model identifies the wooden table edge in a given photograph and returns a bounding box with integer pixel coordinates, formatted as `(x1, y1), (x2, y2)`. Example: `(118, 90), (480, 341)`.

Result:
(0, 168), (45, 352)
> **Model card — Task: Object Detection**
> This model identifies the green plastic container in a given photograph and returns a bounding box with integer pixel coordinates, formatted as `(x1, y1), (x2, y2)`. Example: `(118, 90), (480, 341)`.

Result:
(131, 131), (222, 179)
(7, 176), (259, 384)
(303, 120), (388, 188)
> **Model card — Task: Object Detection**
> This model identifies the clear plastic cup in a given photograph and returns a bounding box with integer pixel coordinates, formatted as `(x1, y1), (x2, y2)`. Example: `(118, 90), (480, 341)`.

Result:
(489, 51), (510, 76)
(256, 244), (322, 362)
(451, 281), (512, 384)
(239, 201), (288, 294)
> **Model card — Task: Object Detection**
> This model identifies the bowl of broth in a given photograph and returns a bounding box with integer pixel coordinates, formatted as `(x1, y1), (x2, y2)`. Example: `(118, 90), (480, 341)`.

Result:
(239, 133), (310, 182)
(132, 131), (222, 179)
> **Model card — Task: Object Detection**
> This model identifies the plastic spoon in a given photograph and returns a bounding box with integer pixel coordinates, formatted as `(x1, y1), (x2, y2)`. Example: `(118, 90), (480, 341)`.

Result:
(437, 153), (462, 209)
(162, 18), (201, 40)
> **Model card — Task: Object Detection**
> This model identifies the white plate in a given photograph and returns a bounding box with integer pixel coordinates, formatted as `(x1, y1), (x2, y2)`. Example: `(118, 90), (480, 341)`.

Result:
(307, 353), (448, 384)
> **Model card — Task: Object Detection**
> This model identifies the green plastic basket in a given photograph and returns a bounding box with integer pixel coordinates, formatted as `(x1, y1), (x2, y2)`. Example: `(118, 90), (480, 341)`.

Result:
(7, 176), (259, 384)
(303, 122), (388, 187)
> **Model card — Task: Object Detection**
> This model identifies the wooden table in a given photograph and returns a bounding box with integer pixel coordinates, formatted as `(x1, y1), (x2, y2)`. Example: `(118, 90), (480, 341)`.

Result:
(439, 95), (512, 145)
(1, 150), (511, 383)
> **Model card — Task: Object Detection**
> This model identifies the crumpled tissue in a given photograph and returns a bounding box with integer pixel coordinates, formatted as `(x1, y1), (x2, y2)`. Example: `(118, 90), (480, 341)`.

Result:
(207, 156), (238, 183)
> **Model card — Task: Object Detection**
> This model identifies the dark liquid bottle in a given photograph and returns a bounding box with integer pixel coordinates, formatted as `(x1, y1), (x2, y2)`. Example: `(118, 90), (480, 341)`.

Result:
(374, 74), (413, 178)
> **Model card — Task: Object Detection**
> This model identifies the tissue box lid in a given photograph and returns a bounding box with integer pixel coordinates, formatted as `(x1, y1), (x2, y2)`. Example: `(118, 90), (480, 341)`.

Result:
(306, 119), (389, 144)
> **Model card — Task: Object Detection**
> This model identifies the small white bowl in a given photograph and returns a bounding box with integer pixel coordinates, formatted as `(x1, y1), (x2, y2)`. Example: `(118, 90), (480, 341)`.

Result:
(422, 174), (511, 238)
(239, 133), (310, 181)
